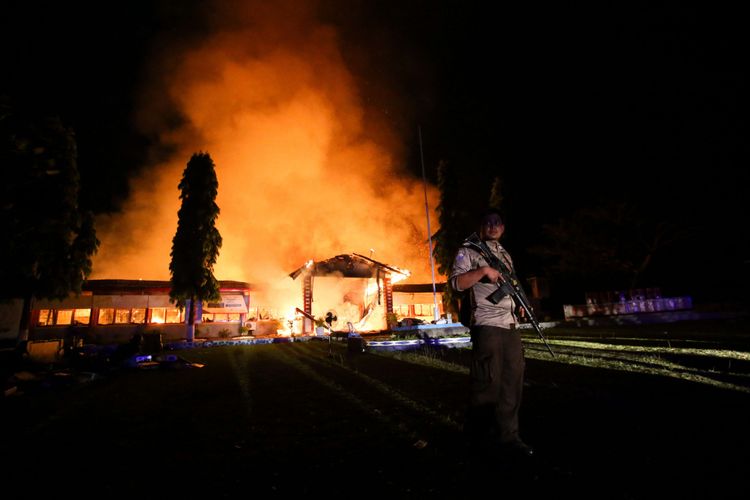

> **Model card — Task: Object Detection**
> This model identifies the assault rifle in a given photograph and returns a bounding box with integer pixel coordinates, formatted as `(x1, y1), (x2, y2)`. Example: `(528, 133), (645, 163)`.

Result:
(462, 233), (555, 357)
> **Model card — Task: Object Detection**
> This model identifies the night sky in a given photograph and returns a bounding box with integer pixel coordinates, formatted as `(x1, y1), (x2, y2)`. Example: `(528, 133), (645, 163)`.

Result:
(2, 1), (747, 304)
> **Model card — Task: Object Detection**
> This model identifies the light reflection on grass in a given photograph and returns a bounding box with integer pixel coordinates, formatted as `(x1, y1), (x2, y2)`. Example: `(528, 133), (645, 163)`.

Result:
(523, 338), (750, 361)
(523, 347), (750, 394)
(376, 337), (750, 394)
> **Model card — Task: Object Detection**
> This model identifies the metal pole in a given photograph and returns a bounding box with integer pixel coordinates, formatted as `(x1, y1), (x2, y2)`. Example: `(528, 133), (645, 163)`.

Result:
(418, 126), (440, 322)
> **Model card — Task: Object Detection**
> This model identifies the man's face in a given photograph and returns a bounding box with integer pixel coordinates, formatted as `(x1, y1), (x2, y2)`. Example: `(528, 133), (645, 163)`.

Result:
(480, 214), (504, 241)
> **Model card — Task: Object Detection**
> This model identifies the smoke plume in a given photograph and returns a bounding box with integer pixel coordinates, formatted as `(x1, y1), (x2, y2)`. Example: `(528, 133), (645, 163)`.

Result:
(92, 1), (440, 301)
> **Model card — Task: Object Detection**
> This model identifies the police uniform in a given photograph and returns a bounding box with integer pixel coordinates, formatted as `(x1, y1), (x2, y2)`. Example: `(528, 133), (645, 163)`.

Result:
(450, 240), (526, 446)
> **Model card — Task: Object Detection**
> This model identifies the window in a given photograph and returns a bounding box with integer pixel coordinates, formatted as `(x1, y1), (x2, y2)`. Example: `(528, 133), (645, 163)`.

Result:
(56, 310), (73, 325)
(38, 309), (53, 326)
(114, 309), (131, 324)
(151, 308), (166, 324)
(98, 308), (114, 325)
(166, 308), (183, 324)
(73, 309), (91, 325)
(203, 313), (241, 323)
(36, 308), (92, 326)
(131, 308), (146, 324)
(149, 308), (183, 324)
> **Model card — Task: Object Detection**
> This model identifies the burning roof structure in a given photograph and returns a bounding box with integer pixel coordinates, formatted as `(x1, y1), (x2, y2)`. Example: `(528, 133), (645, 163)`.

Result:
(289, 253), (410, 281)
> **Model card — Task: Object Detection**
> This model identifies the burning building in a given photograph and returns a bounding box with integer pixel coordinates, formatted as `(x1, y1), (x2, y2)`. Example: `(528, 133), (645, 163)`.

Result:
(10, 269), (446, 344)
(24, 280), (252, 344)
(288, 253), (444, 334)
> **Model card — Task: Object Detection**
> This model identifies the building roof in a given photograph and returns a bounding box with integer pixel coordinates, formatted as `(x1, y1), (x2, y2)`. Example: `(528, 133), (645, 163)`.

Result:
(82, 279), (253, 295)
(392, 283), (447, 294)
(289, 254), (410, 280)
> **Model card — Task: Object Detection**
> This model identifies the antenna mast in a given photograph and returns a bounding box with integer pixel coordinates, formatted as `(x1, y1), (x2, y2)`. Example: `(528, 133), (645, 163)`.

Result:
(419, 126), (440, 322)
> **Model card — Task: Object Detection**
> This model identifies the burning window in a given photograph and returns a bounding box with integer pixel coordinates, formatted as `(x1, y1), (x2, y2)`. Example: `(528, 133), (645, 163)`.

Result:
(55, 310), (73, 325)
(166, 308), (184, 323)
(110, 308), (147, 324)
(38, 309), (53, 326)
(203, 313), (240, 323)
(151, 308), (166, 324)
(131, 308), (146, 324)
(98, 308), (114, 325)
(73, 309), (91, 325)
(36, 308), (92, 326)
(114, 309), (131, 324)
(149, 307), (183, 324)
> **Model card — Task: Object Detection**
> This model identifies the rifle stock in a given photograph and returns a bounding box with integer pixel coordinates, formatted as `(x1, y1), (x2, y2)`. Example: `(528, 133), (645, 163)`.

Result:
(463, 233), (555, 357)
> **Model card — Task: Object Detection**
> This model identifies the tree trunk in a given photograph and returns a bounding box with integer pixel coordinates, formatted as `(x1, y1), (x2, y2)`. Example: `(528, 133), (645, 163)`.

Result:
(17, 293), (32, 345)
(186, 297), (196, 343)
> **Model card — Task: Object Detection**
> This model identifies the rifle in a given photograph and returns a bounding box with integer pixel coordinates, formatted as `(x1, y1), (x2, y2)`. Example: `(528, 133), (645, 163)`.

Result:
(462, 233), (555, 357)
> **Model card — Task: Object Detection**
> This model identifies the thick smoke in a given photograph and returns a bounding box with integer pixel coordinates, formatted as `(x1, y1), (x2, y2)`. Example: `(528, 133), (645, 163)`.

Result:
(92, 1), (440, 300)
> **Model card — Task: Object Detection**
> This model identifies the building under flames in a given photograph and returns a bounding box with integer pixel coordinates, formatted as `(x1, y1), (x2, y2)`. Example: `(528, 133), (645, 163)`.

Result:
(2, 254), (445, 344)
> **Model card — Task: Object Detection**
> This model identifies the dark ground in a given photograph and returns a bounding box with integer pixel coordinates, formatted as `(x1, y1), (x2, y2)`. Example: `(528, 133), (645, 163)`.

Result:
(2, 322), (749, 498)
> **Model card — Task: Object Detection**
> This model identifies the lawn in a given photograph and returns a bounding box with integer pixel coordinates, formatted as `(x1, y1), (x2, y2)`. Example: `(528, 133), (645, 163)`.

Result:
(3, 320), (750, 498)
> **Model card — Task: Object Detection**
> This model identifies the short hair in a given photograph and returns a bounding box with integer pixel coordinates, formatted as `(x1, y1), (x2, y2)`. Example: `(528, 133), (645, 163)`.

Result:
(478, 207), (504, 224)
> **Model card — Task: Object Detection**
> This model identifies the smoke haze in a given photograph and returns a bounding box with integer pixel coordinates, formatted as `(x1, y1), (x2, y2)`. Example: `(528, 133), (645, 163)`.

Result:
(92, 1), (440, 295)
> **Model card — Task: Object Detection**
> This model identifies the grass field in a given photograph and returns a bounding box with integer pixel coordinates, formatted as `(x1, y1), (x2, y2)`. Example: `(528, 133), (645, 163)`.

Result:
(3, 319), (749, 497)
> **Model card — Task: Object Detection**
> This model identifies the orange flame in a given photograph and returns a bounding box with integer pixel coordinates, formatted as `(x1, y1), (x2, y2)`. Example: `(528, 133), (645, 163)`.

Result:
(91, 1), (441, 296)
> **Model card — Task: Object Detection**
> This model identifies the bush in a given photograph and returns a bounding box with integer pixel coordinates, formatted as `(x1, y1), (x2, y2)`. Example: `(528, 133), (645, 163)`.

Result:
(386, 312), (399, 328)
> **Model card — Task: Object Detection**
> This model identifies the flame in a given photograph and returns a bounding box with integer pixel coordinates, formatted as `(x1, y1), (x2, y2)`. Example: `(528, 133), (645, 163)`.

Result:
(391, 269), (410, 284)
(91, 1), (441, 303)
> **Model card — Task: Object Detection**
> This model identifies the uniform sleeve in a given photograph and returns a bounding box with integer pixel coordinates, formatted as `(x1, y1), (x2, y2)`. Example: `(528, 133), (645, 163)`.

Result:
(449, 248), (474, 292)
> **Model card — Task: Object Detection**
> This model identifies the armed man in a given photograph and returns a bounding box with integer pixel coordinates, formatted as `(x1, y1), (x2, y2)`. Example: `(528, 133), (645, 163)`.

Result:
(450, 207), (535, 459)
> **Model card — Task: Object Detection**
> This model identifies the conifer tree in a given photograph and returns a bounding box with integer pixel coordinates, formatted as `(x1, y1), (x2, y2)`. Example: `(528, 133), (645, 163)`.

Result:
(169, 152), (222, 342)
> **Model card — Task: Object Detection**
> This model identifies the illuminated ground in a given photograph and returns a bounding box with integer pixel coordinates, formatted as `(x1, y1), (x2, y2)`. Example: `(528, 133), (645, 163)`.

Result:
(3, 320), (749, 497)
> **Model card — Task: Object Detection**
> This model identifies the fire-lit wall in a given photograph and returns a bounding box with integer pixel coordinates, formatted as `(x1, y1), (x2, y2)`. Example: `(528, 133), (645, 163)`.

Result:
(28, 281), (253, 343)
(392, 291), (444, 322)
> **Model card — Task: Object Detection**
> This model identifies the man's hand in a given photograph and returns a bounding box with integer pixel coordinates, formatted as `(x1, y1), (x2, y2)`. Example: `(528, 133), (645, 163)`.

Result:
(518, 306), (527, 319)
(483, 266), (503, 284)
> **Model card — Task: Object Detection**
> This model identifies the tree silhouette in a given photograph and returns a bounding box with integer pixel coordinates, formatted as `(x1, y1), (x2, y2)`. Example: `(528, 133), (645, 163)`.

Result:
(488, 176), (504, 209)
(169, 152), (222, 342)
(432, 160), (474, 315)
(531, 201), (684, 297)
(0, 98), (99, 343)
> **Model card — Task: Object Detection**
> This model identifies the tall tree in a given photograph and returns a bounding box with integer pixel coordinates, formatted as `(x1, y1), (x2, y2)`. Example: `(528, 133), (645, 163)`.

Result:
(0, 98), (99, 343)
(169, 152), (222, 342)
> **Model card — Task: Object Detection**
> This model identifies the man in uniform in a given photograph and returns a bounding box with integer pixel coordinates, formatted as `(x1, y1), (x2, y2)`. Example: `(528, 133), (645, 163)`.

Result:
(450, 207), (534, 458)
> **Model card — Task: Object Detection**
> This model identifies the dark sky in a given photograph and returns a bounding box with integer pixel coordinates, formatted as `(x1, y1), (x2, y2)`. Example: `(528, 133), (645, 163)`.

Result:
(2, 1), (748, 302)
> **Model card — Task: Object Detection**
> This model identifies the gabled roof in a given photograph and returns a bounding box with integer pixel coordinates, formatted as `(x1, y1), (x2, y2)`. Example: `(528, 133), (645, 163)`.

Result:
(289, 254), (410, 280)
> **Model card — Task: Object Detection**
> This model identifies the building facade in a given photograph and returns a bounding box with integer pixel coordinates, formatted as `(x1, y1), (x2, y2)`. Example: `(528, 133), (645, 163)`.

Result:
(28, 280), (252, 344)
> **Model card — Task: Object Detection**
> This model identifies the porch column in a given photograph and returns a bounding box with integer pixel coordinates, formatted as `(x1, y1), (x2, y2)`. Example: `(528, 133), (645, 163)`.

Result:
(384, 273), (393, 315)
(303, 274), (313, 317)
